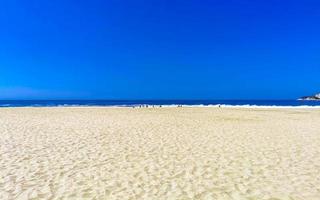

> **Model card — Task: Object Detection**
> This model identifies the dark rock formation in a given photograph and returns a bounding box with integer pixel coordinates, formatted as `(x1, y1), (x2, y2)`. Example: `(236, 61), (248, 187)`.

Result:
(298, 93), (320, 100)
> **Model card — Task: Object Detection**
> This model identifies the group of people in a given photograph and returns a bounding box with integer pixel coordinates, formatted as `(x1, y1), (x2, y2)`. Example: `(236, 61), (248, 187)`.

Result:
(132, 105), (184, 108)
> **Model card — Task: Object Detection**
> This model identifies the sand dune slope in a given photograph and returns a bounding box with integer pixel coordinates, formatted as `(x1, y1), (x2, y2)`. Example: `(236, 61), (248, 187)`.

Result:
(0, 107), (320, 200)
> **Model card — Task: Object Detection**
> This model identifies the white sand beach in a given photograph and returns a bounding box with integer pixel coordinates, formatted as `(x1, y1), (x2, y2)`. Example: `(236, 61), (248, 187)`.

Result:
(0, 107), (320, 200)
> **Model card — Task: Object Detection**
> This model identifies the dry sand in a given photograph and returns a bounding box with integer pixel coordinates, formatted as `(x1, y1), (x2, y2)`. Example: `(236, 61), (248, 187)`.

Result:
(0, 107), (320, 200)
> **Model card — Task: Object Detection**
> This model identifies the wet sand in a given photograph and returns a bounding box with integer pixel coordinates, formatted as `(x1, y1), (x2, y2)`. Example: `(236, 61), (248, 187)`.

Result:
(0, 107), (320, 200)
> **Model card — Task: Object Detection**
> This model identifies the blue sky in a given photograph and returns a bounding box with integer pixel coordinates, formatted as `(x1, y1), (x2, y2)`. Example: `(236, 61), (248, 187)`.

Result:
(0, 0), (319, 99)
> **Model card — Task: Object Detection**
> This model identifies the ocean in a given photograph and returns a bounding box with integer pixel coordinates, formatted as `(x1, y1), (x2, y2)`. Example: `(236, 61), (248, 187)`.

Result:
(0, 100), (320, 107)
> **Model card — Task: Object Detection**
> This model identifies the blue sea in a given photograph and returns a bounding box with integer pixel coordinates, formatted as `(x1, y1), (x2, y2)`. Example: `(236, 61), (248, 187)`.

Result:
(0, 100), (320, 107)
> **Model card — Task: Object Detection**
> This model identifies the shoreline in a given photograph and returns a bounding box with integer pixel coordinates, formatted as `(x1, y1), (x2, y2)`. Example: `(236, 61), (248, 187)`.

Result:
(2, 104), (320, 109)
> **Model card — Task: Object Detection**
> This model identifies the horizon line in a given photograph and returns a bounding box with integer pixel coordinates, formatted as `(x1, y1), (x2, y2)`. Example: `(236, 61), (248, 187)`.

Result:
(0, 98), (300, 101)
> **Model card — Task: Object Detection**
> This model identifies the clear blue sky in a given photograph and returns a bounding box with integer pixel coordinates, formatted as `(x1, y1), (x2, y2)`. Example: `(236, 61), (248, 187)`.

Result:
(1, 0), (319, 99)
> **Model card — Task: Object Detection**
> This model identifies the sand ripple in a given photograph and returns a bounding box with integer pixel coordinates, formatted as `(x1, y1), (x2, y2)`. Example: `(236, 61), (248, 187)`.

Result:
(0, 107), (320, 200)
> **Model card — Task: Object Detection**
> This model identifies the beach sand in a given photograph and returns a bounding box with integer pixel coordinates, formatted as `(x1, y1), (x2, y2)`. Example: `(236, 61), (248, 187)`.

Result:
(0, 107), (320, 200)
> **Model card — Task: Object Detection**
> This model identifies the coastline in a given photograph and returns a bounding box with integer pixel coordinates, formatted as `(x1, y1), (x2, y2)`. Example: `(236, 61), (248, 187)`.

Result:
(2, 104), (320, 109)
(2, 99), (320, 108)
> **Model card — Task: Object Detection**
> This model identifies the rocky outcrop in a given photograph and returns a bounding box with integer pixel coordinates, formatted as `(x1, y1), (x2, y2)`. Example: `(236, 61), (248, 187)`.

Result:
(298, 93), (320, 100)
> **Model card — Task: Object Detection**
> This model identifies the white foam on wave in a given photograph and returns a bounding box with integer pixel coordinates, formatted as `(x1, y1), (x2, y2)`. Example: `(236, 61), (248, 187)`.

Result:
(1, 103), (320, 109)
(154, 104), (320, 109)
